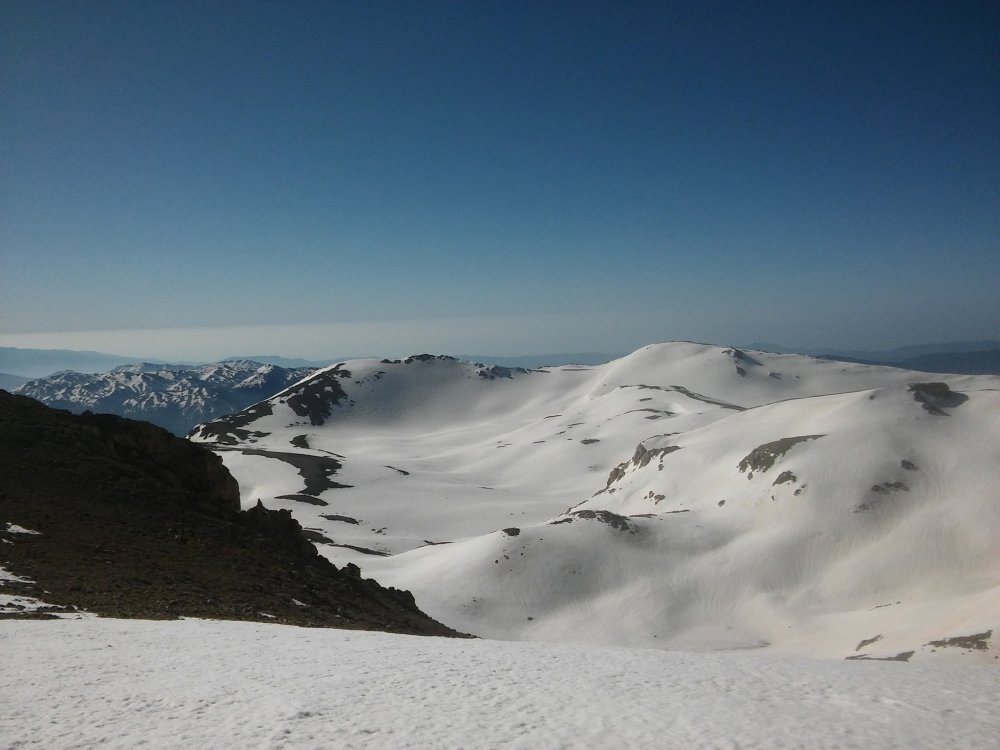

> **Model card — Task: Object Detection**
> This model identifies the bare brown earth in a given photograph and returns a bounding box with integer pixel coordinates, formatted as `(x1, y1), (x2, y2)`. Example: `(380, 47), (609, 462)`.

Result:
(0, 390), (465, 636)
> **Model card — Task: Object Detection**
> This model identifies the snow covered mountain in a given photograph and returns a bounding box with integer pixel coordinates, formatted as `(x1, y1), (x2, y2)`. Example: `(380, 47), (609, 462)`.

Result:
(15, 360), (315, 435)
(189, 343), (1000, 661)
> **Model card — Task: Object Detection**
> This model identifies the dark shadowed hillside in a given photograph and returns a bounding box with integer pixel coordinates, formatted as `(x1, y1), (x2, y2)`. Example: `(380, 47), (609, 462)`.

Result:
(0, 390), (464, 636)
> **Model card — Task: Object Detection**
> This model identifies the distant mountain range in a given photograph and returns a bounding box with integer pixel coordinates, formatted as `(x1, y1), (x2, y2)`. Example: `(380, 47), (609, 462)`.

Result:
(6, 340), (999, 439)
(6, 340), (998, 382)
(0, 347), (334, 379)
(820, 348), (1000, 375)
(221, 354), (336, 369)
(13, 360), (315, 435)
(744, 340), (1000, 374)
(831, 339), (1000, 361)
(0, 347), (160, 378)
(0, 372), (29, 391)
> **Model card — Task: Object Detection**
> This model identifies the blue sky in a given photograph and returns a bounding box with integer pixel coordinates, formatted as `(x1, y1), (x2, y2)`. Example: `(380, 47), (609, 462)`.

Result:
(1, 1), (997, 359)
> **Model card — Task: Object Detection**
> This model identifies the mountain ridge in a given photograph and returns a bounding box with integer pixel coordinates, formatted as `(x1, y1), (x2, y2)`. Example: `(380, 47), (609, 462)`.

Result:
(15, 360), (316, 435)
(188, 342), (1000, 660)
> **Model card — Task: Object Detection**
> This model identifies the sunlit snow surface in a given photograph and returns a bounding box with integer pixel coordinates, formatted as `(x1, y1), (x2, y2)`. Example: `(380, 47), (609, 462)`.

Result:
(2, 618), (998, 750)
(190, 343), (1000, 658)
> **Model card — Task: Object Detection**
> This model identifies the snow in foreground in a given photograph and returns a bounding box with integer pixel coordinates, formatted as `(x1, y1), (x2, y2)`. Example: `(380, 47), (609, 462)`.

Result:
(3, 619), (998, 749)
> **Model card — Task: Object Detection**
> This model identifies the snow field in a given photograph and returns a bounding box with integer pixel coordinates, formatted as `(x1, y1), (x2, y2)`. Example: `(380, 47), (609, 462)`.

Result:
(2, 618), (998, 750)
(189, 343), (1000, 657)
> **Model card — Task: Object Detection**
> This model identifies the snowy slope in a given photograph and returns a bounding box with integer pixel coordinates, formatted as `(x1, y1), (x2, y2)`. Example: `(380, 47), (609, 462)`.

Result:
(15, 359), (314, 435)
(189, 343), (1000, 659)
(3, 618), (998, 750)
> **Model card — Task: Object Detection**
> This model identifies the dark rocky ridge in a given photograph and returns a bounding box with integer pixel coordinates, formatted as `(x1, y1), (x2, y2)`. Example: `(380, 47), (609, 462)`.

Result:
(190, 365), (352, 442)
(0, 390), (463, 636)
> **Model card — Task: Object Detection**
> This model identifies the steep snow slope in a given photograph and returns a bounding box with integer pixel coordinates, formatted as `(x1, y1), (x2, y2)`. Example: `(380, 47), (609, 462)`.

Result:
(16, 359), (314, 435)
(189, 343), (1000, 659)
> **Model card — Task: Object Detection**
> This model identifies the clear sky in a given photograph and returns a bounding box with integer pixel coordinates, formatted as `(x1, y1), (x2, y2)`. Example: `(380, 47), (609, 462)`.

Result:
(1, 1), (998, 360)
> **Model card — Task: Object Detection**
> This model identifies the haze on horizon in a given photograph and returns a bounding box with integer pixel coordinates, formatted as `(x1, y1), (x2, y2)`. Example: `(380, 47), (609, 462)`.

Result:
(2, 1), (998, 361)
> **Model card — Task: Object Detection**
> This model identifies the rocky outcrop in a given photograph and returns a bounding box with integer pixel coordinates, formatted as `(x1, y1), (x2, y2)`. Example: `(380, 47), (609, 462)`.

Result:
(737, 435), (825, 476)
(0, 390), (465, 636)
(908, 382), (969, 415)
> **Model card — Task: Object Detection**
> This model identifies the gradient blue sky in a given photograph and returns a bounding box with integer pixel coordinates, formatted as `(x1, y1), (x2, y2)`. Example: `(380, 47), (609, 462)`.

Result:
(1, 1), (998, 360)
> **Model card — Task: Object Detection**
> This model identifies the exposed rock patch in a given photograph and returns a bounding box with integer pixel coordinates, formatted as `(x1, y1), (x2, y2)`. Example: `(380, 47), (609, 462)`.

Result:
(602, 443), (682, 490)
(236, 448), (351, 496)
(300, 528), (335, 545)
(275, 494), (329, 506)
(190, 401), (274, 445)
(405, 354), (457, 364)
(327, 543), (391, 557)
(476, 364), (532, 380)
(570, 510), (637, 533)
(926, 630), (992, 651)
(856, 634), (883, 651)
(773, 471), (797, 486)
(619, 384), (745, 411)
(738, 435), (825, 475)
(908, 382), (968, 415)
(284, 366), (352, 426)
(846, 651), (914, 662)
(722, 348), (763, 377)
(872, 481), (909, 494)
